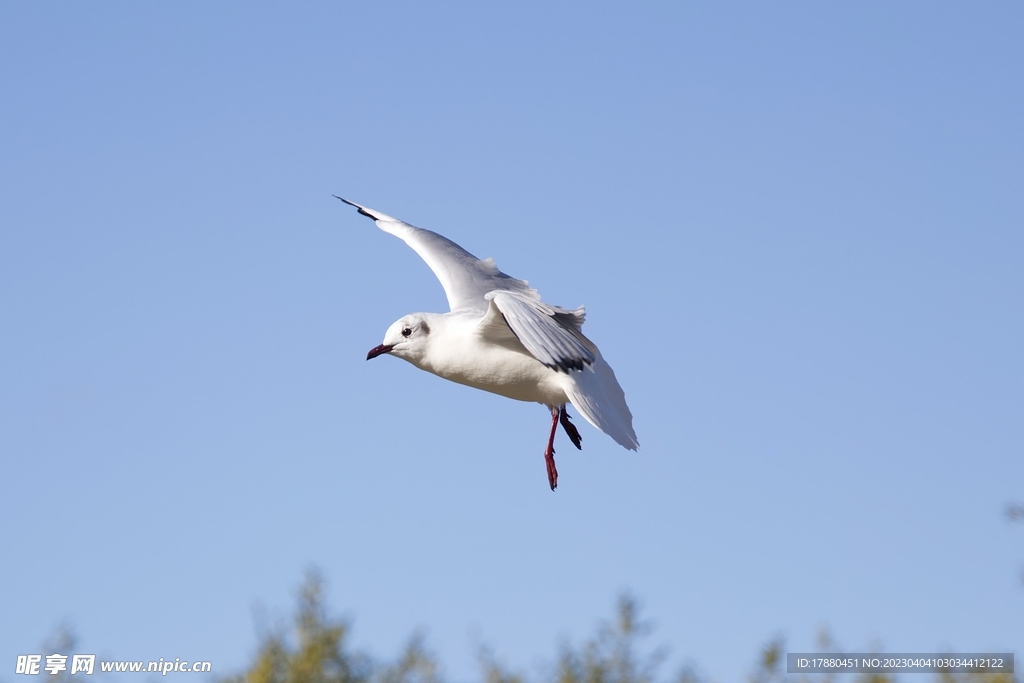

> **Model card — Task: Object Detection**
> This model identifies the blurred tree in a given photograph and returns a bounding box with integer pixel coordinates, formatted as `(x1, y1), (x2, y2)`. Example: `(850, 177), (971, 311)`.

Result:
(223, 569), (368, 683)
(935, 666), (1017, 683)
(220, 572), (1017, 683)
(222, 569), (440, 683)
(39, 626), (94, 683)
(551, 594), (669, 683)
(1009, 502), (1024, 585)
(747, 632), (1019, 683)
(376, 633), (443, 683)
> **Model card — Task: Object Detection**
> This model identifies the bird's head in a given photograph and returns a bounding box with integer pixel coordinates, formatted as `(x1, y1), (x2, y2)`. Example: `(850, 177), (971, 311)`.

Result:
(366, 313), (433, 364)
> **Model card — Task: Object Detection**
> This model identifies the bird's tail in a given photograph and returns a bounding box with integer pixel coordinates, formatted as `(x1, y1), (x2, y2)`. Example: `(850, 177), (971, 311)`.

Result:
(565, 354), (639, 451)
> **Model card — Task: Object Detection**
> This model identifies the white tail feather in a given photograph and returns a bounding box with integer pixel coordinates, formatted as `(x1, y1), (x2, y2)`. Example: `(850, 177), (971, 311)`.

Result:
(564, 354), (639, 450)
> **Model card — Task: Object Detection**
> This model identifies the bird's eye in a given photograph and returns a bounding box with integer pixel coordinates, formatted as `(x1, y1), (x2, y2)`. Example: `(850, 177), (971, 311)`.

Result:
(401, 327), (412, 338)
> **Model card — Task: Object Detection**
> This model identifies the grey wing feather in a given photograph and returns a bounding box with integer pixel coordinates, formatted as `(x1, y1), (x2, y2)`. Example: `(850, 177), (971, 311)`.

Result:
(482, 291), (596, 373)
(337, 197), (536, 312)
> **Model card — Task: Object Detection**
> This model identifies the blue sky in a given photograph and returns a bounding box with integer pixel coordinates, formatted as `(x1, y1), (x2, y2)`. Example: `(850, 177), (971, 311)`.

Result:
(2, 2), (1022, 682)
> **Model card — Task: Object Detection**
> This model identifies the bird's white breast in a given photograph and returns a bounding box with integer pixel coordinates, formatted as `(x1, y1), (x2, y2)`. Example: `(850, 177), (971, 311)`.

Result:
(415, 314), (571, 407)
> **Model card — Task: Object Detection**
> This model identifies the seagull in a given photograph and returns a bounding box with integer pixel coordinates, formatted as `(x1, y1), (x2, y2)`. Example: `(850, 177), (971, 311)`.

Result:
(337, 197), (638, 490)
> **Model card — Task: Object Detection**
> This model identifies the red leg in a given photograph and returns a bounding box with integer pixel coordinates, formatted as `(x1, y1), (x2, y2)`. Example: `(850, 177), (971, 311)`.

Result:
(544, 407), (559, 491)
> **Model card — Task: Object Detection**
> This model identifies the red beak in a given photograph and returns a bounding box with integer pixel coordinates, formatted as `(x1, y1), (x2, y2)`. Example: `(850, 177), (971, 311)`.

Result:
(366, 343), (395, 360)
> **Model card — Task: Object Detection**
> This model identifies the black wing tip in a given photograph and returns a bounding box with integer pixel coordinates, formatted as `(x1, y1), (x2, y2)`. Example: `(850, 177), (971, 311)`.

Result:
(546, 358), (592, 374)
(332, 195), (377, 220)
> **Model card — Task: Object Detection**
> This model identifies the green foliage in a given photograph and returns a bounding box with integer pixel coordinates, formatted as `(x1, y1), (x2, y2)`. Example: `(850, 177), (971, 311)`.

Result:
(935, 671), (1017, 683)
(223, 569), (373, 683)
(551, 594), (668, 683)
(376, 634), (443, 683)
(222, 573), (1018, 683)
(222, 569), (444, 683)
(749, 637), (786, 683)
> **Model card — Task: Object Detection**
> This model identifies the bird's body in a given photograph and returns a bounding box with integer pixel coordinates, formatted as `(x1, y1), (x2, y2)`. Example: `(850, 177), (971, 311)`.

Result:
(409, 311), (571, 406)
(339, 197), (637, 489)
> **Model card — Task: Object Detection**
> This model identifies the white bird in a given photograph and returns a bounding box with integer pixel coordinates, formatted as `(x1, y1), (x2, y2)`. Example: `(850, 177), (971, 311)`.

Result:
(337, 197), (638, 490)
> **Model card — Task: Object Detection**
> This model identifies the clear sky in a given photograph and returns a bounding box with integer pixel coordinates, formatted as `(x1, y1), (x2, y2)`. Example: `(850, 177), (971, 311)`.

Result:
(2, 2), (1022, 682)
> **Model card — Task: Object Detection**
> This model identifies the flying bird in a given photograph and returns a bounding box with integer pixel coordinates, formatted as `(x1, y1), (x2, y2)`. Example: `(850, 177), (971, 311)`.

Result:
(337, 197), (638, 490)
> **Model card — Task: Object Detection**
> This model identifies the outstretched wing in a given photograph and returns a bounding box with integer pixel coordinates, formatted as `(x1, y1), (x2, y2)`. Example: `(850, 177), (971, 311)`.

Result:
(337, 197), (537, 313)
(480, 290), (596, 373)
